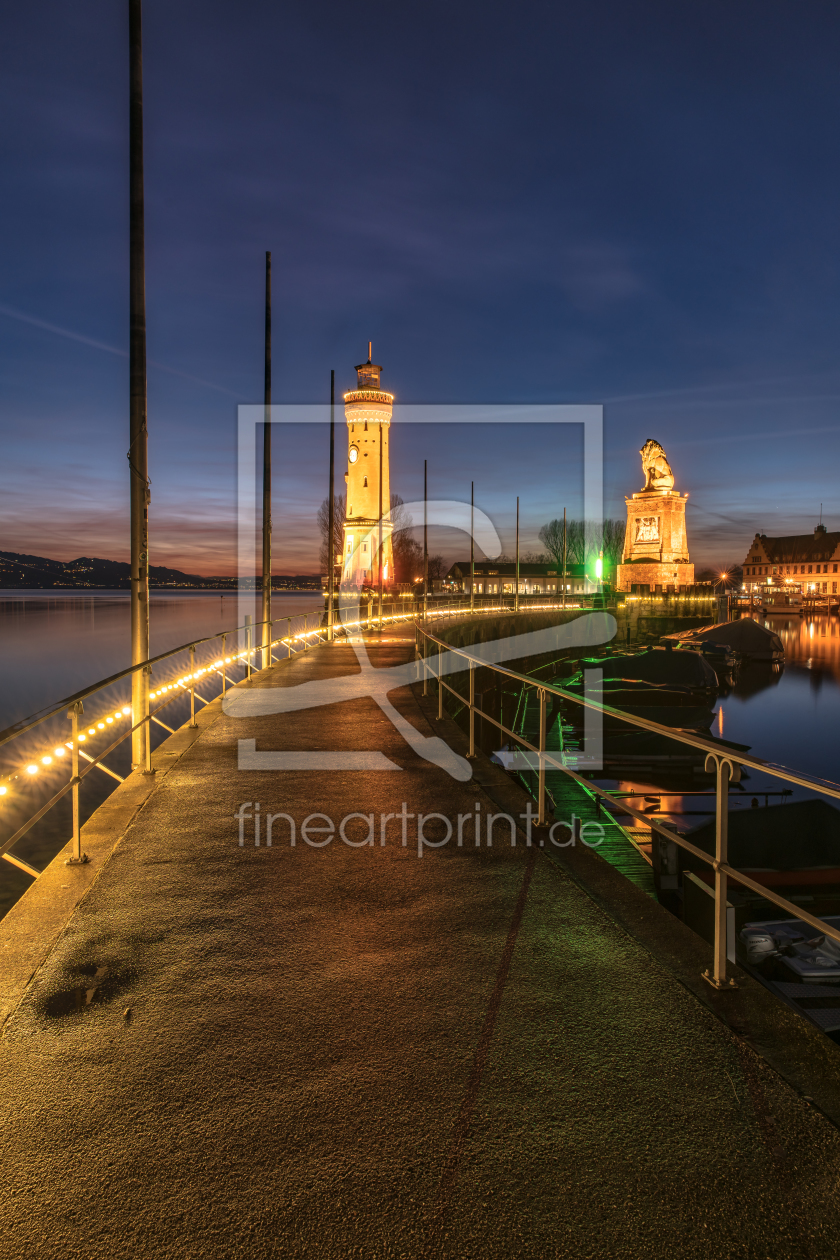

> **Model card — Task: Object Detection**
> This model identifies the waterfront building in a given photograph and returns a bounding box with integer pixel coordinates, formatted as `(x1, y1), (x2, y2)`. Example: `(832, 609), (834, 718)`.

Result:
(616, 439), (694, 593)
(342, 349), (394, 588)
(446, 560), (598, 597)
(741, 524), (840, 594)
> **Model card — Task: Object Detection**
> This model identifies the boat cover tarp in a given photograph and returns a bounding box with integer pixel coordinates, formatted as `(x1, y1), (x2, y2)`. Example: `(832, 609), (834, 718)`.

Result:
(582, 648), (718, 689)
(668, 619), (783, 660)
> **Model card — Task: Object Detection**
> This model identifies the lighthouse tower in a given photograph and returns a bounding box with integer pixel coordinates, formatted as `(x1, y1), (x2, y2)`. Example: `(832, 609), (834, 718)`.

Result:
(342, 346), (394, 589)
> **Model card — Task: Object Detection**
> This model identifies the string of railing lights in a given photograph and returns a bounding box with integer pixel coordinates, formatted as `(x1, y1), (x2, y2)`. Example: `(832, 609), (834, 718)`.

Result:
(0, 603), (574, 801)
(0, 630), (326, 799)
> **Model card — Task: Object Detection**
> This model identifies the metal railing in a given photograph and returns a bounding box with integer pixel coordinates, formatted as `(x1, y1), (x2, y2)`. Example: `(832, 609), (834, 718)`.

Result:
(415, 619), (840, 990)
(0, 607), (339, 878)
(0, 595), (579, 885)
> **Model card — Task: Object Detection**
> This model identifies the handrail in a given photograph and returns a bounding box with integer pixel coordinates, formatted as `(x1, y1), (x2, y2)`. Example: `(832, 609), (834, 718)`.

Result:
(0, 594), (602, 904)
(416, 626), (840, 802)
(0, 596), (571, 881)
(0, 614), (293, 750)
(0, 594), (563, 748)
(415, 616), (840, 987)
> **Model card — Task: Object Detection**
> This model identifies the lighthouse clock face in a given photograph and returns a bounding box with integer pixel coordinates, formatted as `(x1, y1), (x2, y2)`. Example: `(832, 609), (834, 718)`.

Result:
(349, 446), (358, 464)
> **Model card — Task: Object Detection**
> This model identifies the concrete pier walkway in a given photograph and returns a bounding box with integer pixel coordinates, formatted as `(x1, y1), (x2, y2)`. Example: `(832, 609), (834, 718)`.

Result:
(2, 632), (840, 1258)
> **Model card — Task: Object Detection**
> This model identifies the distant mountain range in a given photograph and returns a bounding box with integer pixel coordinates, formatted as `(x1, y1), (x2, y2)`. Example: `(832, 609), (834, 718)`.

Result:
(0, 552), (322, 591)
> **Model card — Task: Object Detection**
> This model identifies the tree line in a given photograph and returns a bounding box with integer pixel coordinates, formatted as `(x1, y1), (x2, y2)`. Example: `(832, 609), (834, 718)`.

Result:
(537, 518), (626, 568)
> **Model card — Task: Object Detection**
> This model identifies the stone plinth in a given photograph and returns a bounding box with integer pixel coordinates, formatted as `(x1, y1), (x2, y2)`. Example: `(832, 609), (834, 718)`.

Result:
(617, 561), (695, 592)
(617, 489), (694, 591)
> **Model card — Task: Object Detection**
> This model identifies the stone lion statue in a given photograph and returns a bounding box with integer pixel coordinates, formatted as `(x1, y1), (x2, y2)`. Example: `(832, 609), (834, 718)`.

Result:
(640, 439), (674, 491)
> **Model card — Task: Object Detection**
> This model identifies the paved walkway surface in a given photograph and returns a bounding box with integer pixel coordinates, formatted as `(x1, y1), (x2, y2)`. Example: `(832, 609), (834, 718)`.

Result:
(2, 634), (840, 1259)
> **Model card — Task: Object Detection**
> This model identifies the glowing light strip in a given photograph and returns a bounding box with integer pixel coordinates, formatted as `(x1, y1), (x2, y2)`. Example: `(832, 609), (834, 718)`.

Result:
(0, 599), (579, 801)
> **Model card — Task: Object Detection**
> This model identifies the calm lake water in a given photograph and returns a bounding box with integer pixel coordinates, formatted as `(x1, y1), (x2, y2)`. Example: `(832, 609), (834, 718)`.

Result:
(711, 612), (840, 786)
(0, 590), (324, 731)
(0, 590), (327, 916)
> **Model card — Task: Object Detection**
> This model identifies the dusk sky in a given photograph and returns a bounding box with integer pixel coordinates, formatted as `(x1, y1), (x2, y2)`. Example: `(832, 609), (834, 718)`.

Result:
(4, 2), (840, 574)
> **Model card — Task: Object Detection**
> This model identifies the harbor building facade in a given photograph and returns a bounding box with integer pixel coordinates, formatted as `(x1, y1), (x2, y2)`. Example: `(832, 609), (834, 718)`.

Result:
(445, 561), (598, 597)
(742, 524), (840, 594)
(342, 349), (394, 589)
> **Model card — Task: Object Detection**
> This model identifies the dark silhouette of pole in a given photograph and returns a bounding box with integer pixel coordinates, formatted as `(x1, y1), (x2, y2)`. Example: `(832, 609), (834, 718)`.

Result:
(562, 506), (567, 609)
(129, 0), (150, 772)
(378, 404), (384, 625)
(261, 251), (271, 668)
(470, 481), (474, 612)
(327, 370), (335, 642)
(515, 496), (520, 613)
(423, 460), (428, 619)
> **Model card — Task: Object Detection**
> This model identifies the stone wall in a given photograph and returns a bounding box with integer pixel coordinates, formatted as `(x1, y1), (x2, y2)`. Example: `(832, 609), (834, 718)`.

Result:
(616, 562), (695, 592)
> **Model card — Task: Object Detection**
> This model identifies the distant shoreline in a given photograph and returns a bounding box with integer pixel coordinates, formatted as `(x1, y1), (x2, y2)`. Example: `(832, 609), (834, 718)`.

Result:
(0, 585), (324, 595)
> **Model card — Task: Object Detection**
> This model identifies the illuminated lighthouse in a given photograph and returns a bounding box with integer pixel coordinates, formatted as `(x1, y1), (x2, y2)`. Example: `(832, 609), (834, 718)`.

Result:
(342, 346), (394, 589)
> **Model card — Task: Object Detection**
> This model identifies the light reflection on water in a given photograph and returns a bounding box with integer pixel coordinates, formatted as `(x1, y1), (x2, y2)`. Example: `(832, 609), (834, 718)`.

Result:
(0, 590), (325, 731)
(715, 613), (840, 785)
(601, 612), (840, 860)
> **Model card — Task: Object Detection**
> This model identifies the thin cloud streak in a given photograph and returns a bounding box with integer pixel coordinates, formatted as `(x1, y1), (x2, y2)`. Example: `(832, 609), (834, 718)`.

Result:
(0, 302), (240, 397)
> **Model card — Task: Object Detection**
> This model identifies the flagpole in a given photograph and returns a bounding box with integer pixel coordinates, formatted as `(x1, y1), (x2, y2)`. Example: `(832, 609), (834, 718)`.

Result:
(562, 506), (567, 609)
(327, 370), (335, 641)
(423, 460), (428, 619)
(129, 0), (150, 773)
(261, 251), (271, 668)
(515, 496), (520, 613)
(470, 481), (474, 612)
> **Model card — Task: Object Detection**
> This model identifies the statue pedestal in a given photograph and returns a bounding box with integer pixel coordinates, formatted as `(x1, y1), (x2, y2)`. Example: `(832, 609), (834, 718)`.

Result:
(616, 489), (694, 592)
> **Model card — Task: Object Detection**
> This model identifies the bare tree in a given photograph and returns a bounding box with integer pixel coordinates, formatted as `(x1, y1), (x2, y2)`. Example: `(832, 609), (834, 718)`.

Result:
(389, 494), (424, 583)
(319, 492), (420, 578)
(427, 554), (445, 581)
(565, 520), (586, 565)
(318, 493), (345, 573)
(601, 518), (626, 566)
(393, 533), (422, 583)
(538, 517), (624, 568)
(538, 519), (566, 567)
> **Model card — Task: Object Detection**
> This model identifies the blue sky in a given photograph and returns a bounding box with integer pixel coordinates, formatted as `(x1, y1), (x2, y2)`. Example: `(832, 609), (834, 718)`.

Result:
(3, 1), (840, 573)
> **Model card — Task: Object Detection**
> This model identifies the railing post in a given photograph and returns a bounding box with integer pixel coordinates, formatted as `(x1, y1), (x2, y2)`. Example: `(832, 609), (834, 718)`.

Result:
(423, 633), (428, 695)
(65, 701), (88, 865)
(222, 633), (227, 696)
(704, 754), (738, 989)
(245, 614), (252, 678)
(189, 644), (197, 728)
(468, 662), (475, 757)
(144, 663), (153, 774)
(538, 687), (547, 826)
(438, 642), (444, 720)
